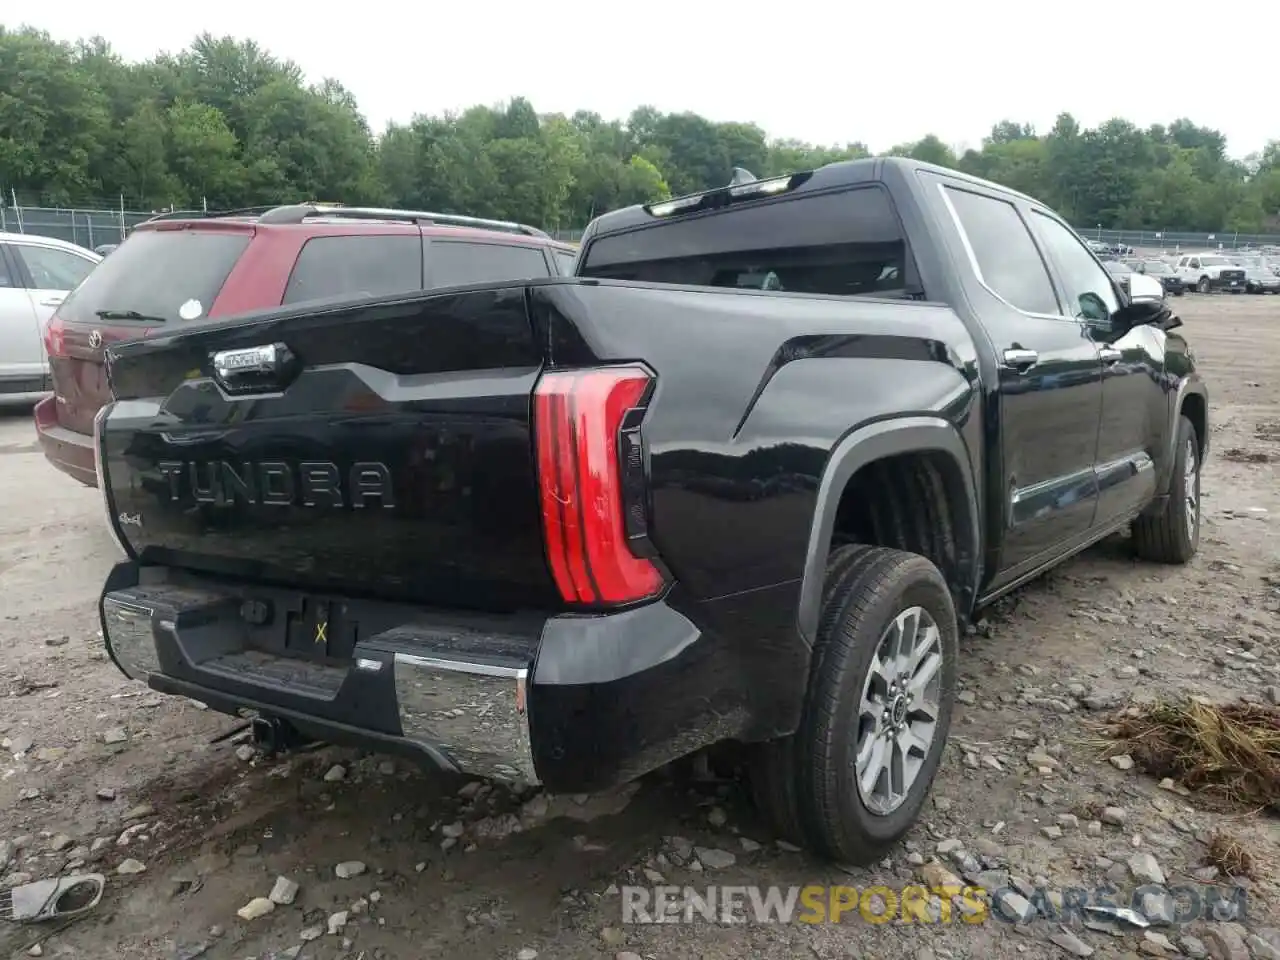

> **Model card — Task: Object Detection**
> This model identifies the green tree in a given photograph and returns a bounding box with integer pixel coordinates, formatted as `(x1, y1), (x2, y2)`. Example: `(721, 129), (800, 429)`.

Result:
(2, 28), (1278, 233)
(165, 99), (240, 206)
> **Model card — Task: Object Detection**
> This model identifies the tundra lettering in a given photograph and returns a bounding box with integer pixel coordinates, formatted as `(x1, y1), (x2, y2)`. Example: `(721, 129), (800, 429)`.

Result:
(97, 158), (1208, 868)
(156, 460), (396, 508)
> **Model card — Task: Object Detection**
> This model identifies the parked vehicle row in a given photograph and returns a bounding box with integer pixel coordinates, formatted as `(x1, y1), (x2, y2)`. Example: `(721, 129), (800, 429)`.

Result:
(1110, 249), (1280, 296)
(1227, 254), (1280, 294)
(91, 159), (1205, 865)
(1088, 238), (1135, 258)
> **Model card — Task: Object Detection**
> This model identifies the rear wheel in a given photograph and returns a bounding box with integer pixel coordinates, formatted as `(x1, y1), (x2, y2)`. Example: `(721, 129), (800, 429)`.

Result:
(749, 545), (957, 864)
(1132, 414), (1200, 564)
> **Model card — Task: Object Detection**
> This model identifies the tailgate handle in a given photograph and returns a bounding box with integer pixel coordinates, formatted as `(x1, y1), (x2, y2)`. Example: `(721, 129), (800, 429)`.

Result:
(212, 343), (297, 393)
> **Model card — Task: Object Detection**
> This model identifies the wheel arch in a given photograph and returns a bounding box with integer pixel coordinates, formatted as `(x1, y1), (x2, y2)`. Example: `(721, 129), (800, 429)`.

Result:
(797, 417), (981, 646)
(1179, 386), (1208, 459)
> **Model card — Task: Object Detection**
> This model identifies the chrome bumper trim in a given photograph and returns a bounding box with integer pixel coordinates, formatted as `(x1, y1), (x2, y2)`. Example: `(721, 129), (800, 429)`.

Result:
(393, 652), (537, 785)
(101, 596), (162, 681)
(92, 403), (129, 557)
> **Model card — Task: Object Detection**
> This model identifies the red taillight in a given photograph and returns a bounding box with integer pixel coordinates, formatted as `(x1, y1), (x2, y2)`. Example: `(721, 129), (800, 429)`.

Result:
(44, 315), (66, 358)
(534, 365), (665, 605)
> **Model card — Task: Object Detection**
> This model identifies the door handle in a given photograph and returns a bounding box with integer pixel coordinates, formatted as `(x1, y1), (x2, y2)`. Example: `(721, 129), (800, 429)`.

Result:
(39, 296), (65, 307)
(1099, 346), (1123, 364)
(1001, 348), (1039, 372)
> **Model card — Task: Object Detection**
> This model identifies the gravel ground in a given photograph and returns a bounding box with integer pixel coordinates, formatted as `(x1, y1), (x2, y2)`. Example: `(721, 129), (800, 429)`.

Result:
(2, 293), (1279, 960)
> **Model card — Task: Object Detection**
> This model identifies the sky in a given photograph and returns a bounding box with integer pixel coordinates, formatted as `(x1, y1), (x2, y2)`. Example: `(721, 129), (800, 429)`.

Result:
(17, 0), (1280, 159)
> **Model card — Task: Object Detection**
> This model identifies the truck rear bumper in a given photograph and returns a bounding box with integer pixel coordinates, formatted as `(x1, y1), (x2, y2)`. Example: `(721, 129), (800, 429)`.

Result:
(99, 562), (737, 793)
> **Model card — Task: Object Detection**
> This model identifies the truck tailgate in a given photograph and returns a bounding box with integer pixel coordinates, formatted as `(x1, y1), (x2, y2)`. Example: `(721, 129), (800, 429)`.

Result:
(99, 284), (559, 611)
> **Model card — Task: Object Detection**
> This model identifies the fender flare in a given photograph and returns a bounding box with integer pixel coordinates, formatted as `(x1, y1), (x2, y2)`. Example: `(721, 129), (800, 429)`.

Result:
(1159, 377), (1208, 494)
(796, 416), (981, 646)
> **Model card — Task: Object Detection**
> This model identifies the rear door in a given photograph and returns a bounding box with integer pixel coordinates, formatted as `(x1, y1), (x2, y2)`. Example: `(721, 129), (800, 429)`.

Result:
(932, 179), (1104, 578)
(12, 240), (99, 331)
(0, 244), (44, 387)
(423, 239), (555, 288)
(48, 226), (253, 435)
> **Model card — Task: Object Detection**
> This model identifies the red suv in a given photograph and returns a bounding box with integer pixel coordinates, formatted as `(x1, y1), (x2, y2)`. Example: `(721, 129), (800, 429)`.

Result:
(35, 204), (579, 486)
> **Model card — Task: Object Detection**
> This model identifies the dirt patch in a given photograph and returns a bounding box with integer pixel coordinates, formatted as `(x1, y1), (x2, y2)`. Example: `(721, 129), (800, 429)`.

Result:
(4, 295), (1280, 959)
(1103, 698), (1280, 813)
(1222, 447), (1272, 463)
(1255, 420), (1280, 442)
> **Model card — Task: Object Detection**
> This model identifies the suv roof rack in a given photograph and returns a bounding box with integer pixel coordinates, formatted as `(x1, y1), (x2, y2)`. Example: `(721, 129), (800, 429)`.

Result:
(256, 203), (551, 238)
(138, 205), (282, 225)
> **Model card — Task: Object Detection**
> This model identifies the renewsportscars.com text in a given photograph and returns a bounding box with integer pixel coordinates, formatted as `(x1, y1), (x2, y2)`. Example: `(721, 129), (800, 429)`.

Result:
(621, 883), (1249, 925)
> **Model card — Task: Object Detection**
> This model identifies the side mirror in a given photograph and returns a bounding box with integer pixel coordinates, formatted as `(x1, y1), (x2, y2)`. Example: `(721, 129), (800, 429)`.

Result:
(1127, 273), (1165, 304)
(1111, 291), (1182, 337)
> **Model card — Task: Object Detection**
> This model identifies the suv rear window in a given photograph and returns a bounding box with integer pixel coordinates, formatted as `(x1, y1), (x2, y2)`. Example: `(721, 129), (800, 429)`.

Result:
(426, 241), (552, 287)
(283, 235), (423, 305)
(57, 228), (250, 326)
(580, 187), (919, 298)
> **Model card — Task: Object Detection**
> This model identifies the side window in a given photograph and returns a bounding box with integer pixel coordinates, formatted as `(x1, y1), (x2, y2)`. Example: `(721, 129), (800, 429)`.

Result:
(1177, 257), (1188, 268)
(1030, 213), (1120, 322)
(553, 249), (578, 276)
(1189, 259), (1201, 270)
(16, 245), (97, 290)
(0, 247), (15, 288)
(943, 186), (1059, 316)
(427, 242), (553, 288)
(282, 235), (423, 305)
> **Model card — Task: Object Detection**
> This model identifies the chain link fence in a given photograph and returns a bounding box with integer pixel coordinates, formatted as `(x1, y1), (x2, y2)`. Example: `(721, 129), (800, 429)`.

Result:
(0, 204), (155, 248)
(4, 201), (1274, 253)
(1078, 228), (1280, 252)
(0, 201), (587, 248)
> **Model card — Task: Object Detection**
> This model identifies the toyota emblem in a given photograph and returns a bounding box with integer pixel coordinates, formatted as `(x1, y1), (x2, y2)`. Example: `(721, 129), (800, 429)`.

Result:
(88, 330), (103, 349)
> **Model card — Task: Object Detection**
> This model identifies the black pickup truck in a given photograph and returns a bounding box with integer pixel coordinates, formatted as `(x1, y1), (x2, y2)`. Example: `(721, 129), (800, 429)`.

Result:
(93, 158), (1208, 866)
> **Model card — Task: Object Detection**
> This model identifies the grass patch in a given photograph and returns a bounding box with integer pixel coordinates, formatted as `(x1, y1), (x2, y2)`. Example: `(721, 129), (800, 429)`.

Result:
(1206, 829), (1259, 879)
(1101, 697), (1280, 813)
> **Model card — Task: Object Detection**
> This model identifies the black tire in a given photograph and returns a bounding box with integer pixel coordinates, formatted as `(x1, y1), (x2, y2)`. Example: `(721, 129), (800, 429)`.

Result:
(749, 544), (958, 864)
(1175, 289), (1184, 297)
(1132, 414), (1200, 564)
(1197, 276), (1211, 294)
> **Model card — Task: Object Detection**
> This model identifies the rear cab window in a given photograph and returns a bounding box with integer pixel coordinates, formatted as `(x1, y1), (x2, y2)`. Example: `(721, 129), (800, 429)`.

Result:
(57, 227), (251, 327)
(283, 234), (424, 305)
(425, 240), (553, 288)
(579, 186), (921, 299)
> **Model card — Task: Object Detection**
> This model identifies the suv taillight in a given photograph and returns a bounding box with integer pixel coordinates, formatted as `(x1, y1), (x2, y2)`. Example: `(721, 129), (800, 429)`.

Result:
(44, 314), (66, 358)
(533, 365), (666, 606)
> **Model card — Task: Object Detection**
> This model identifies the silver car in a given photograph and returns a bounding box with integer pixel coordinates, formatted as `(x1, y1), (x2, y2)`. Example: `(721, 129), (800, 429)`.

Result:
(1231, 256), (1280, 294)
(0, 234), (101, 404)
